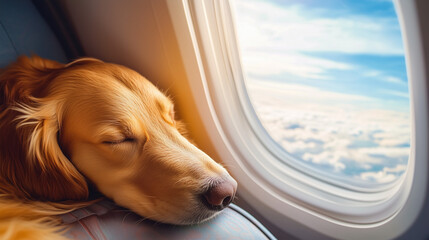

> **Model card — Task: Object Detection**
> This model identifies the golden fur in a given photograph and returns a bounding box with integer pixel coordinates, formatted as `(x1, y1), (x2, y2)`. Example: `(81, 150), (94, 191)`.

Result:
(0, 56), (235, 239)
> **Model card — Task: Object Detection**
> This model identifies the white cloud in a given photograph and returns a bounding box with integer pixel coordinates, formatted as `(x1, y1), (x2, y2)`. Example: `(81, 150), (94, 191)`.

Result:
(384, 76), (406, 84)
(363, 70), (383, 77)
(234, 0), (404, 55)
(363, 71), (407, 86)
(247, 80), (375, 105)
(359, 164), (407, 183)
(241, 51), (353, 80)
(382, 90), (410, 98)
(359, 171), (397, 183)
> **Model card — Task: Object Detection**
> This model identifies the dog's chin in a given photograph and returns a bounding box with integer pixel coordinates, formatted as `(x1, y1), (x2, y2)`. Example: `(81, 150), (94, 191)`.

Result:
(139, 202), (222, 226)
(175, 206), (220, 225)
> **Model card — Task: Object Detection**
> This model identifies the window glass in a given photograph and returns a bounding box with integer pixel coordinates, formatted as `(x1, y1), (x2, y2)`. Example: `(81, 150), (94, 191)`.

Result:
(233, 0), (410, 184)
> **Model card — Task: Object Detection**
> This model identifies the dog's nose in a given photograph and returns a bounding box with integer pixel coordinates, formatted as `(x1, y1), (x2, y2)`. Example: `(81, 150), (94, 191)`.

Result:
(203, 177), (237, 211)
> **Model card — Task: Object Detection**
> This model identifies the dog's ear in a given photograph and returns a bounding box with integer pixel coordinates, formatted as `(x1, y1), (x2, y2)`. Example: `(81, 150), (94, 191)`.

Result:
(0, 56), (63, 106)
(0, 56), (89, 201)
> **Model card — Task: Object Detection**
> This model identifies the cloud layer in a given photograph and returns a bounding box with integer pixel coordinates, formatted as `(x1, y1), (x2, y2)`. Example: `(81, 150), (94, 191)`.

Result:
(247, 80), (410, 184)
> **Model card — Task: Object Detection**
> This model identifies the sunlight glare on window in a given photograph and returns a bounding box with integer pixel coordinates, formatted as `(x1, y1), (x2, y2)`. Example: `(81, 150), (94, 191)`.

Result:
(233, 0), (410, 184)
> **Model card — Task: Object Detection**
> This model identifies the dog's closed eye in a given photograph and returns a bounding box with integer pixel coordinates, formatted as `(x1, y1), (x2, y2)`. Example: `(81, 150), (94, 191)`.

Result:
(102, 138), (136, 145)
(97, 125), (142, 146)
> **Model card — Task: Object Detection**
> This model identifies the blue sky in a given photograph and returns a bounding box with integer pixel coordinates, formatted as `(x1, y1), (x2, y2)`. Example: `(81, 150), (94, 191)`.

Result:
(233, 0), (410, 184)
(270, 0), (397, 18)
(234, 0), (409, 112)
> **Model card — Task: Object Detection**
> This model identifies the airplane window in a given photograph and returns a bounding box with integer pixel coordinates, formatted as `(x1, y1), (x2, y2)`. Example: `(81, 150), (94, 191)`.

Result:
(233, 0), (410, 185)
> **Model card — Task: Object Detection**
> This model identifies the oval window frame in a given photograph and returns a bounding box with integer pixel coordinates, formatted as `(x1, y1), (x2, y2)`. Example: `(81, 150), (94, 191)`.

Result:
(166, 0), (429, 238)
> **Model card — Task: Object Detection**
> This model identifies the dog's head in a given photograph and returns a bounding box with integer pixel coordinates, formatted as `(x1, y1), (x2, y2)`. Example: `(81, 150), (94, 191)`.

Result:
(0, 56), (237, 224)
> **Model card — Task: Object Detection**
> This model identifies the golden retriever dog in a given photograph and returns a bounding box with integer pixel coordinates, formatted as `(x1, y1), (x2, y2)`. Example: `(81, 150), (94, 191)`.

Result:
(0, 56), (237, 239)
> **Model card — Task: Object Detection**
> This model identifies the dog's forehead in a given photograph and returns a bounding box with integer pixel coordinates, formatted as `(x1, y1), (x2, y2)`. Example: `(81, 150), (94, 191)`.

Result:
(109, 65), (174, 110)
(102, 64), (170, 103)
(62, 64), (173, 123)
